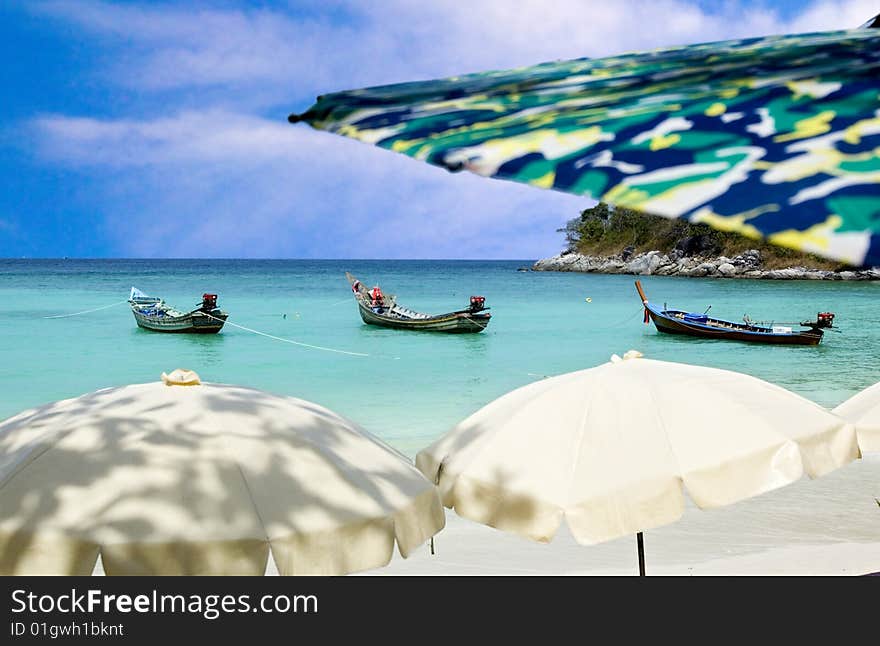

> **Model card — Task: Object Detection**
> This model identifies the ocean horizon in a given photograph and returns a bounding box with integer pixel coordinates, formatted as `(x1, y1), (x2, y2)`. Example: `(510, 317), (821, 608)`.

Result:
(1, 257), (542, 262)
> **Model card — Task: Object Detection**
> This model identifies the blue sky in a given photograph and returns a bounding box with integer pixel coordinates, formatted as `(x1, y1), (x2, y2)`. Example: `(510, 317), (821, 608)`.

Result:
(2, 0), (876, 259)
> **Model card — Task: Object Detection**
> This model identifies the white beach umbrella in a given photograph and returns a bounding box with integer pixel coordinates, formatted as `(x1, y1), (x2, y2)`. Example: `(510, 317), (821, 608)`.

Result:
(416, 352), (860, 575)
(0, 370), (444, 575)
(833, 382), (880, 453)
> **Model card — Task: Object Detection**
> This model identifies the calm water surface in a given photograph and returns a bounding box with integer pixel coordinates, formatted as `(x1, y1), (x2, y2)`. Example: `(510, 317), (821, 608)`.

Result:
(1, 259), (878, 455)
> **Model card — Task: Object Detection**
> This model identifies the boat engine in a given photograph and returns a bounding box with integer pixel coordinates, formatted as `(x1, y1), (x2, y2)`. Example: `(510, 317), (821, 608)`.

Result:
(469, 296), (486, 312)
(801, 311), (834, 329)
(201, 293), (218, 311)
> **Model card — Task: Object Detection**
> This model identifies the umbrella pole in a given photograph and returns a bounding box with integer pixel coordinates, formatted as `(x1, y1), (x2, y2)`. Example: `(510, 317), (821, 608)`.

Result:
(637, 532), (645, 576)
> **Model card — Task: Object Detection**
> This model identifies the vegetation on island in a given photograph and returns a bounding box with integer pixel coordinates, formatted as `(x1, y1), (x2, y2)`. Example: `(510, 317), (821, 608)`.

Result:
(557, 203), (846, 271)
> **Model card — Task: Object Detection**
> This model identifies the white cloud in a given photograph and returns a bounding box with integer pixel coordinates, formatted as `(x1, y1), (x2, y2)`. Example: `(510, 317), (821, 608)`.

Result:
(33, 110), (302, 165)
(28, 0), (879, 258)
(32, 110), (584, 258)
(38, 1), (876, 100)
(785, 0), (879, 32)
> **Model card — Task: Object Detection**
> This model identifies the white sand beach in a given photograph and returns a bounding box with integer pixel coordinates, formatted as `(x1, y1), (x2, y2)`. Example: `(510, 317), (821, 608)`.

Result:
(366, 453), (880, 576)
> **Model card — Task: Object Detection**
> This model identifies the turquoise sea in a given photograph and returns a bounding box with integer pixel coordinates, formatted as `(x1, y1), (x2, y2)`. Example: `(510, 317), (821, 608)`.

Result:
(1, 259), (878, 456)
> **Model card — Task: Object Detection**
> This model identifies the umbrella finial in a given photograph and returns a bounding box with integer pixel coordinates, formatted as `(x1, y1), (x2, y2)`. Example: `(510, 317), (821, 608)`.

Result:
(161, 369), (201, 386)
(611, 350), (644, 363)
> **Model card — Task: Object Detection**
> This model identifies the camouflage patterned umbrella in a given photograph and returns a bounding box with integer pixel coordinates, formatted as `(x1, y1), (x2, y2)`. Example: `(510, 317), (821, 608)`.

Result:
(290, 26), (880, 266)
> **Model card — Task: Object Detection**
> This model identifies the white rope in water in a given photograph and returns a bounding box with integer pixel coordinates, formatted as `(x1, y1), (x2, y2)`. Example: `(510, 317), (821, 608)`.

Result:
(591, 307), (644, 331)
(204, 313), (370, 358)
(43, 300), (128, 319)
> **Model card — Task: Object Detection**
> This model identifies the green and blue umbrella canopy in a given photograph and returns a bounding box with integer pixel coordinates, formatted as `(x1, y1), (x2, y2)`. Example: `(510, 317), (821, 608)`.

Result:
(291, 27), (880, 266)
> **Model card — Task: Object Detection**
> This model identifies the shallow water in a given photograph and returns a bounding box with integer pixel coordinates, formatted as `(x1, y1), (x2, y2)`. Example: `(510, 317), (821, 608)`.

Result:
(1, 258), (878, 456)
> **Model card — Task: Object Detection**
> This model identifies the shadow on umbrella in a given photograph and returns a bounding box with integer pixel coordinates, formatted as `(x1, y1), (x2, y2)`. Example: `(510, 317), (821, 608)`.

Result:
(0, 375), (444, 576)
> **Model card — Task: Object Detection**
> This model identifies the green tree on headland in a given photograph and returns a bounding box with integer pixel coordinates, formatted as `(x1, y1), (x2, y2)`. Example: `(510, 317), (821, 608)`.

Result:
(558, 203), (846, 270)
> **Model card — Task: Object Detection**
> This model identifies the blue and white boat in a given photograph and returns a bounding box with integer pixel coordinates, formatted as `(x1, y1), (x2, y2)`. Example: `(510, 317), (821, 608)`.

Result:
(128, 287), (228, 334)
(635, 281), (833, 346)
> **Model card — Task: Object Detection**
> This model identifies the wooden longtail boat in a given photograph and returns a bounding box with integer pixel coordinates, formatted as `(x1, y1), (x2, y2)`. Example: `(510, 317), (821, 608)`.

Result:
(345, 272), (491, 333)
(128, 287), (229, 334)
(634, 280), (834, 346)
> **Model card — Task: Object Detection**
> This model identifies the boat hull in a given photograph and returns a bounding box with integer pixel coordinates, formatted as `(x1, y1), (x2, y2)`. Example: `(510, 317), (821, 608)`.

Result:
(647, 307), (822, 345)
(131, 309), (228, 334)
(356, 302), (490, 333)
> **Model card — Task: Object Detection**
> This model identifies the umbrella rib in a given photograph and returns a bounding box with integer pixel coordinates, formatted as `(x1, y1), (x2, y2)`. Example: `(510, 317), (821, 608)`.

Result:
(641, 377), (685, 489)
(0, 409), (91, 493)
(216, 433), (272, 555)
(437, 378), (562, 483)
(566, 381), (599, 509)
(0, 389), (145, 495)
(0, 441), (57, 494)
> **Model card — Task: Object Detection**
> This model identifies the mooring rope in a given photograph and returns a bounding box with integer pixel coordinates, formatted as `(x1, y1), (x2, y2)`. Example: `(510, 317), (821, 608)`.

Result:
(597, 307), (644, 331)
(43, 300), (129, 319)
(203, 312), (371, 358)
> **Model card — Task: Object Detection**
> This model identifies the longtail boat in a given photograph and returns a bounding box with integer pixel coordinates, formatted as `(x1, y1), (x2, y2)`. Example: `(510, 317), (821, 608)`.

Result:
(128, 287), (229, 334)
(345, 272), (491, 333)
(634, 280), (834, 346)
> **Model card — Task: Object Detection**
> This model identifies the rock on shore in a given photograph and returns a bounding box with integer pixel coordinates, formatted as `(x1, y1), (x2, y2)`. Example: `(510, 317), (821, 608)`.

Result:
(532, 249), (880, 280)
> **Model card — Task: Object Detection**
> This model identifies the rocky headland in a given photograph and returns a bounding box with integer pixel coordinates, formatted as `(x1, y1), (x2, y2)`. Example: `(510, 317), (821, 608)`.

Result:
(533, 248), (880, 280)
(539, 203), (879, 280)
